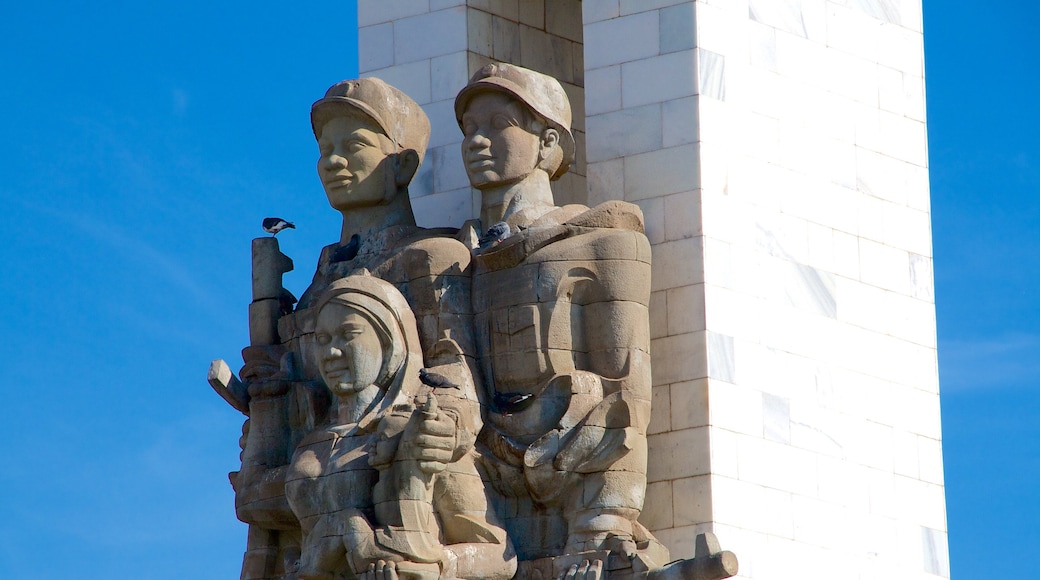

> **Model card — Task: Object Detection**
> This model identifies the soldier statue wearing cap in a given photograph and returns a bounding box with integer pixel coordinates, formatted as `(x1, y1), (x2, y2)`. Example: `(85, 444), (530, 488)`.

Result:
(453, 63), (667, 578)
(222, 78), (514, 580)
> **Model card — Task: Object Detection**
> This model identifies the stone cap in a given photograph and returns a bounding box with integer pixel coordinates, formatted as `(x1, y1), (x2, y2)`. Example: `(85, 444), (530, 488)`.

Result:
(312, 77), (431, 165)
(454, 63), (574, 179)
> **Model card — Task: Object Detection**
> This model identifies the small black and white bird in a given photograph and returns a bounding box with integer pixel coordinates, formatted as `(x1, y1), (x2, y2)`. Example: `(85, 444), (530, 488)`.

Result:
(418, 368), (459, 389)
(477, 221), (511, 249)
(262, 217), (295, 236)
(493, 391), (535, 415)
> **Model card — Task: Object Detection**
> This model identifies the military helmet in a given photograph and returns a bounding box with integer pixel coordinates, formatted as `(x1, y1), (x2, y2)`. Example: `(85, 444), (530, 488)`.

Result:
(454, 63), (575, 180)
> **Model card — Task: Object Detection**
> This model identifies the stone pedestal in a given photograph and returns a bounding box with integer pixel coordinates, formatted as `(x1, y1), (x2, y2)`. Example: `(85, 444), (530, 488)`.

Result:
(356, 1), (949, 578)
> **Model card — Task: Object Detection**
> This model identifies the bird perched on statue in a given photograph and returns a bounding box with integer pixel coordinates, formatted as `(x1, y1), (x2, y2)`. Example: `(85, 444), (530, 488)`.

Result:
(418, 368), (459, 389)
(493, 391), (535, 415)
(477, 221), (511, 249)
(332, 233), (361, 262)
(262, 217), (295, 236)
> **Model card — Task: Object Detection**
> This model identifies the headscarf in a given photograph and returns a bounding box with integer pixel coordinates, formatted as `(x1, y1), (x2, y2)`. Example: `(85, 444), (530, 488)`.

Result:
(313, 273), (424, 432)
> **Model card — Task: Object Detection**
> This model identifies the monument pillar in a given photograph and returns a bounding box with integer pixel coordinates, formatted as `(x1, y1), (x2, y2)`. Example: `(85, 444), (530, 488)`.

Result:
(357, 1), (949, 578)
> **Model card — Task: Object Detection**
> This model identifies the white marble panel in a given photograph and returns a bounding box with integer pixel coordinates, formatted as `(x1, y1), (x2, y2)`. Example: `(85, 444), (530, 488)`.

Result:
(358, 0), (430, 27)
(359, 23), (395, 72)
(917, 435), (944, 485)
(430, 51), (469, 101)
(710, 475), (771, 533)
(703, 233), (733, 288)
(825, 49), (878, 106)
(619, 0), (688, 16)
(394, 7), (468, 64)
(856, 147), (908, 205)
(585, 65), (622, 115)
(425, 98), (461, 149)
(921, 526), (951, 577)
(648, 385), (671, 435)
(663, 189), (703, 240)
(410, 187), (473, 228)
(908, 253), (934, 302)
(672, 475), (713, 526)
(709, 427), (740, 479)
(624, 142), (700, 200)
(749, 0), (810, 39)
(621, 51), (698, 108)
(650, 331), (708, 384)
(468, 0), (518, 20)
(893, 476), (946, 530)
(660, 2), (696, 54)
(817, 456), (870, 510)
(825, 2), (881, 61)
(882, 203), (931, 257)
(749, 20), (778, 71)
(698, 49), (726, 101)
(666, 283), (706, 335)
(848, 419), (895, 471)
(634, 196), (665, 244)
(586, 160), (624, 208)
(709, 380), (765, 438)
(831, 229), (861, 278)
(762, 392), (792, 444)
(584, 11), (660, 69)
(736, 435), (818, 496)
(649, 290), (668, 340)
(707, 331), (737, 383)
(670, 377), (709, 429)
(855, 191), (888, 243)
(858, 238), (910, 293)
(876, 21), (923, 76)
(703, 285), (765, 345)
(879, 111), (927, 166)
(646, 427), (711, 481)
(639, 480), (673, 529)
(363, 59), (432, 105)
(842, 0), (902, 25)
(586, 104), (663, 162)
(905, 163), (931, 212)
(775, 30), (827, 88)
(431, 141), (469, 191)
(582, 0), (620, 24)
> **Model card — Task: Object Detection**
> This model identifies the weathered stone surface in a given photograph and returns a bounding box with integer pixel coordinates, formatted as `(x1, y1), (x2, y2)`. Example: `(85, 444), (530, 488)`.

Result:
(212, 66), (735, 580)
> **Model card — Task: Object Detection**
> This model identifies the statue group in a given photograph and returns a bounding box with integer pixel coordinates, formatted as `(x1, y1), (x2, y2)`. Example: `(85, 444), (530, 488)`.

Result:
(210, 64), (736, 580)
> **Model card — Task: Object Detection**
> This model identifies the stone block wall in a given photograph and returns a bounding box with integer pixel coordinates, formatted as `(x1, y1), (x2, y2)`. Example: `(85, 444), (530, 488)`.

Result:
(356, 1), (949, 577)
(358, 0), (585, 225)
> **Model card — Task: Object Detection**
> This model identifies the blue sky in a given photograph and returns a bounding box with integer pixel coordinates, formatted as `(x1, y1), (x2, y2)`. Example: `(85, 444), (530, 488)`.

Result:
(0, 1), (1034, 578)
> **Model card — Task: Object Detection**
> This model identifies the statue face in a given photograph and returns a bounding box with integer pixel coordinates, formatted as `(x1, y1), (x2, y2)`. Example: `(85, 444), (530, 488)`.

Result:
(460, 92), (542, 190)
(315, 303), (385, 397)
(316, 114), (395, 212)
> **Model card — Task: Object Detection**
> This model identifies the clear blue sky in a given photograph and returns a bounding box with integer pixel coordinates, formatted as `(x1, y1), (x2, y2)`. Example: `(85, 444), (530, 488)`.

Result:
(0, 2), (1034, 578)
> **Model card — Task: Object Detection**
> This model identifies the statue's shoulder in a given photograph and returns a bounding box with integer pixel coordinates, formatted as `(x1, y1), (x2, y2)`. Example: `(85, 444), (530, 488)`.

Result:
(381, 227), (472, 281)
(564, 200), (645, 233)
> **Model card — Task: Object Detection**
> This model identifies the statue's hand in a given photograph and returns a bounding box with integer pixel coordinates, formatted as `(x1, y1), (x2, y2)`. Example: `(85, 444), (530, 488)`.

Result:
(559, 560), (604, 580)
(413, 397), (457, 474)
(361, 560), (399, 580)
(240, 345), (291, 399)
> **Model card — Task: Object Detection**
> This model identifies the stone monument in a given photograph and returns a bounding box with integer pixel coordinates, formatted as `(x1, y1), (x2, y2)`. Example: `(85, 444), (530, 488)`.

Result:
(212, 1), (951, 578)
(211, 68), (736, 580)
(351, 2), (949, 578)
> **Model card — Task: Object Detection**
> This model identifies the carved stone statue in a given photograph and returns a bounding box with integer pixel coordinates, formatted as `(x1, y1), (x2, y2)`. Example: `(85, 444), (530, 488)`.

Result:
(286, 274), (513, 580)
(210, 78), (504, 580)
(210, 69), (736, 580)
(454, 63), (736, 580)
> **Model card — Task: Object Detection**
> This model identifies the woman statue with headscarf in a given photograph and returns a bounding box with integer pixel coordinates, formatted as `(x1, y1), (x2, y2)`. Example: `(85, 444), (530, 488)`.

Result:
(285, 273), (515, 580)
